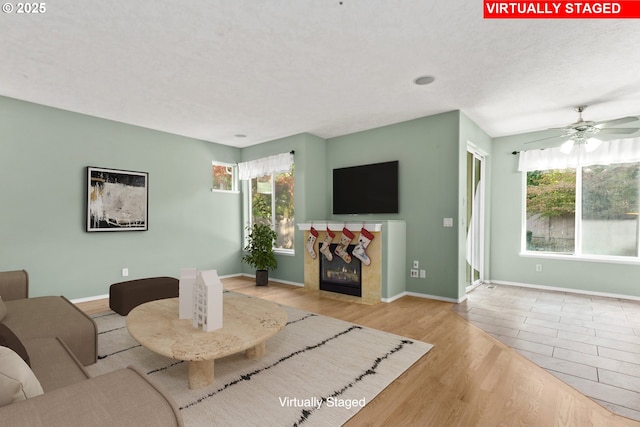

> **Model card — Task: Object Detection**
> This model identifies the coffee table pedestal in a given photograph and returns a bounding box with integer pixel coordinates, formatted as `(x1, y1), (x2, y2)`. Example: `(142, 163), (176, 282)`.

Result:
(186, 341), (266, 389)
(188, 360), (214, 389)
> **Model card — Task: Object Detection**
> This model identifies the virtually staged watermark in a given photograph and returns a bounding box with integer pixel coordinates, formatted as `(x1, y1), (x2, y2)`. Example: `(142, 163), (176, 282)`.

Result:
(483, 0), (640, 18)
(279, 396), (366, 410)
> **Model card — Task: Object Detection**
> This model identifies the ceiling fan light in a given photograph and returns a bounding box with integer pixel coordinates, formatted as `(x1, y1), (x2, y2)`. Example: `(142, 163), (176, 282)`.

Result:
(585, 137), (601, 152)
(560, 140), (574, 154)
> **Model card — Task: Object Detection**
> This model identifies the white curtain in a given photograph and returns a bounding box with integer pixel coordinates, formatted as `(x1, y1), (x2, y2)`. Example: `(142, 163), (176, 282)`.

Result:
(466, 179), (482, 267)
(238, 152), (293, 180)
(518, 137), (640, 172)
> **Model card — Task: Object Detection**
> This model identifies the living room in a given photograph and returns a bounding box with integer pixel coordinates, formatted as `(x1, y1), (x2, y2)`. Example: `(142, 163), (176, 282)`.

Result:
(3, 2), (640, 425)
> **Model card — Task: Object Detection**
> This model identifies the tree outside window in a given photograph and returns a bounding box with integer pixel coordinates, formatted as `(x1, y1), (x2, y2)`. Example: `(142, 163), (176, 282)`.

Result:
(581, 163), (639, 256)
(525, 162), (640, 257)
(526, 169), (576, 253)
(250, 165), (294, 251)
(212, 162), (237, 192)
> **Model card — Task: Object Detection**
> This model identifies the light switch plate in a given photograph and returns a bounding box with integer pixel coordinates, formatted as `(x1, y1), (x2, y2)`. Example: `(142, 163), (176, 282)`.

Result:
(443, 218), (454, 227)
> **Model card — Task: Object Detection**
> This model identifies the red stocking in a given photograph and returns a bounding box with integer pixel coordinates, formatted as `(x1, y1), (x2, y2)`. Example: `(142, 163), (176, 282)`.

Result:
(334, 227), (355, 263)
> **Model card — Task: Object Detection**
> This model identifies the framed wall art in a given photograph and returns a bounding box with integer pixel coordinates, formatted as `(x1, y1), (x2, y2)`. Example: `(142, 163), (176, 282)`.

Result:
(87, 166), (148, 232)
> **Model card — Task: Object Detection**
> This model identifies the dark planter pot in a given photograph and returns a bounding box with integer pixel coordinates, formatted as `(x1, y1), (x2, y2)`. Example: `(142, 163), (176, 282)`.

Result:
(255, 270), (269, 286)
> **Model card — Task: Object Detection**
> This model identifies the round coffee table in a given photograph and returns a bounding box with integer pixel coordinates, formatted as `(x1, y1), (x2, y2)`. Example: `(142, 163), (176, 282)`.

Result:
(126, 293), (287, 389)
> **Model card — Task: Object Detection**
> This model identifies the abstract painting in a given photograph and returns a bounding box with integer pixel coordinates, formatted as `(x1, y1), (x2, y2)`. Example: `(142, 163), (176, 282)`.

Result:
(87, 167), (148, 232)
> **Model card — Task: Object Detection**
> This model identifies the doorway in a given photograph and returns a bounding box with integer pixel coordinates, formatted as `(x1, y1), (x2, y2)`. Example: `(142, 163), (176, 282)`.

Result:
(466, 147), (485, 292)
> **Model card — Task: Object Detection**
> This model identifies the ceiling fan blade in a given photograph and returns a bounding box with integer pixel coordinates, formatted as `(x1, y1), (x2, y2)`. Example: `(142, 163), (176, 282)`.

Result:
(595, 116), (639, 128)
(597, 127), (640, 135)
(524, 133), (572, 145)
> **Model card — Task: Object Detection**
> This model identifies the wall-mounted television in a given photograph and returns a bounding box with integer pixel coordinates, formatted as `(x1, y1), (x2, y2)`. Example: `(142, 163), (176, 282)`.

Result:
(332, 160), (399, 214)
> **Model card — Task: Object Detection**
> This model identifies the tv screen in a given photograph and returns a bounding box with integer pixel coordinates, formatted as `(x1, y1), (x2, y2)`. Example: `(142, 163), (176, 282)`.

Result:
(332, 161), (399, 214)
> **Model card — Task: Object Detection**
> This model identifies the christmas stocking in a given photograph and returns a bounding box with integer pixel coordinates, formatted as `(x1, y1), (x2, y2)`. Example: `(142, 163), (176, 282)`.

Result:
(353, 227), (375, 266)
(306, 227), (318, 259)
(334, 227), (355, 263)
(319, 228), (335, 261)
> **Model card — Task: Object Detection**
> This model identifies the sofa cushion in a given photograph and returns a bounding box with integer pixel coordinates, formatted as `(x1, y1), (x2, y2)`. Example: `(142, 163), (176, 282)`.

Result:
(0, 366), (184, 426)
(0, 270), (29, 301)
(0, 346), (43, 407)
(0, 322), (30, 366)
(23, 337), (90, 392)
(3, 296), (97, 366)
(0, 297), (6, 321)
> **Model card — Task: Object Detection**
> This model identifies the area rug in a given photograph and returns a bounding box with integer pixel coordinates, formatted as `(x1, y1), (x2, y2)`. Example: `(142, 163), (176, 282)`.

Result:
(87, 294), (433, 427)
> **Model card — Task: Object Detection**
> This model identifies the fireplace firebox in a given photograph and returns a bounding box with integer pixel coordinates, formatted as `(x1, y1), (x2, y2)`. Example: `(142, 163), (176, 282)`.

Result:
(319, 244), (362, 297)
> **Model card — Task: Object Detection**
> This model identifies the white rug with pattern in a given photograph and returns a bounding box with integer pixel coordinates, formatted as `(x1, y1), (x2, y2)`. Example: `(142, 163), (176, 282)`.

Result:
(87, 294), (433, 427)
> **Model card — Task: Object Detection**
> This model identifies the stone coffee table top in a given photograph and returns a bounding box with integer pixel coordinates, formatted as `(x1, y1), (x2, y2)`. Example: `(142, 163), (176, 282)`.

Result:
(126, 292), (287, 389)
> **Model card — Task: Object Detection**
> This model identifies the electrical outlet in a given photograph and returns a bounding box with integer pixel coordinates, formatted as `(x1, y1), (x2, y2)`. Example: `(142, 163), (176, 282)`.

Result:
(420, 269), (426, 278)
(413, 260), (419, 269)
(535, 264), (543, 272)
(410, 269), (419, 278)
(122, 268), (129, 277)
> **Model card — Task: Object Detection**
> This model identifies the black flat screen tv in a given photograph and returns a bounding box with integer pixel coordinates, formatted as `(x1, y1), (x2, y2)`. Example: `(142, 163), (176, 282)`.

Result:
(332, 161), (399, 214)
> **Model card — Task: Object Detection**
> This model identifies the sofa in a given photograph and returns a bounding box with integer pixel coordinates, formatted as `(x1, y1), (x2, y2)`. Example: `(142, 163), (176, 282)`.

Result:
(0, 270), (184, 426)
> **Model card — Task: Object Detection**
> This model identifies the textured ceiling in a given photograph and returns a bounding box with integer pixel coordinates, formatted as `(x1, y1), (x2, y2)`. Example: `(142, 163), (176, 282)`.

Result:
(2, 1), (640, 148)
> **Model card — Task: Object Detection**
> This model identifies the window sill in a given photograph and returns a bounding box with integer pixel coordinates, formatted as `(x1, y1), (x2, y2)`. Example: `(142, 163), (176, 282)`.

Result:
(275, 248), (295, 257)
(520, 251), (640, 266)
(211, 189), (240, 194)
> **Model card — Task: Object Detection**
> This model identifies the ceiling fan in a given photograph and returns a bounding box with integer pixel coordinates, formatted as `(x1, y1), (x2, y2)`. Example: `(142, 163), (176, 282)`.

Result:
(525, 106), (640, 153)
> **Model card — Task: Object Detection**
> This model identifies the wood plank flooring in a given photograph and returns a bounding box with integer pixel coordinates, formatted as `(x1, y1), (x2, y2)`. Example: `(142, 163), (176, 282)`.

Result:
(77, 276), (640, 426)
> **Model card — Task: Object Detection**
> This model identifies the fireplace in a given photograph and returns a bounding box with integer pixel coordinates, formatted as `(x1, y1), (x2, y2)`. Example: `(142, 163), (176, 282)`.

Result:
(319, 244), (362, 297)
(299, 222), (387, 305)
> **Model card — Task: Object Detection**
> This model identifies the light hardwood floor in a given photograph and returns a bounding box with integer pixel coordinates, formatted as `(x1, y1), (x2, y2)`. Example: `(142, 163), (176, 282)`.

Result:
(454, 283), (640, 421)
(77, 276), (640, 427)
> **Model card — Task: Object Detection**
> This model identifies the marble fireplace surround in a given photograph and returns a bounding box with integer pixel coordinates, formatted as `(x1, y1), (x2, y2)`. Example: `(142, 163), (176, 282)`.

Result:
(298, 222), (383, 304)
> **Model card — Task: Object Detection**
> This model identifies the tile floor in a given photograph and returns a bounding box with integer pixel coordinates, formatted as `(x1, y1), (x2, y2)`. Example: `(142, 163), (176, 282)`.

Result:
(453, 284), (640, 421)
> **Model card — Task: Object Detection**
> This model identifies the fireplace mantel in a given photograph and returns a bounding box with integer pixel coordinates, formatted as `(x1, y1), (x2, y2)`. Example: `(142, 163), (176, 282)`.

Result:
(297, 221), (406, 304)
(297, 222), (383, 232)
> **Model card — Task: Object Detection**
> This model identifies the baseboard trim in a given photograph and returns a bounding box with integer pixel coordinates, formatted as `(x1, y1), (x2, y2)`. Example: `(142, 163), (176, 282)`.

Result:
(240, 273), (304, 287)
(383, 291), (466, 304)
(489, 280), (640, 302)
(71, 294), (109, 304)
(381, 292), (407, 303)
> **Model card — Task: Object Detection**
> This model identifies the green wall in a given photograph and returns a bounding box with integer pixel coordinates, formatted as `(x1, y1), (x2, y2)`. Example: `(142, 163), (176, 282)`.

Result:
(239, 133), (327, 284)
(2, 94), (493, 302)
(0, 96), (242, 299)
(327, 112), (462, 300)
(491, 130), (640, 298)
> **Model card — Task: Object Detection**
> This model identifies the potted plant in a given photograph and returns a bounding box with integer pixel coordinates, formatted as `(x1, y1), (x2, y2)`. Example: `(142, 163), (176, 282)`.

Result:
(242, 223), (278, 286)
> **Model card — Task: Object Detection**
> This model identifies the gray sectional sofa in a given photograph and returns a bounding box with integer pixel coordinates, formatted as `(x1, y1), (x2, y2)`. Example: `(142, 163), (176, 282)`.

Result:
(0, 270), (184, 426)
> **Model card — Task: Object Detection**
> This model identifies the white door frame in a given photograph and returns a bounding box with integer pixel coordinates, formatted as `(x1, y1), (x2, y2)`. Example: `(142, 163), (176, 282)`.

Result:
(466, 144), (486, 291)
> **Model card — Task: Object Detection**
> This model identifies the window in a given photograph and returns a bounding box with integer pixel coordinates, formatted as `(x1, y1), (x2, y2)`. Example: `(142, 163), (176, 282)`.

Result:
(526, 169), (576, 253)
(249, 165), (294, 252)
(582, 163), (639, 256)
(212, 162), (238, 192)
(525, 162), (640, 259)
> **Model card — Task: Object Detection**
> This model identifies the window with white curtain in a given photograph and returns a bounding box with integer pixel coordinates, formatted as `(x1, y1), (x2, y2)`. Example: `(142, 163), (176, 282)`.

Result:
(521, 138), (640, 260)
(239, 153), (295, 253)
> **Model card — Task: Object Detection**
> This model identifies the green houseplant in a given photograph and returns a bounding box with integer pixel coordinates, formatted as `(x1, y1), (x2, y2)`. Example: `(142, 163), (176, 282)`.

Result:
(242, 223), (278, 286)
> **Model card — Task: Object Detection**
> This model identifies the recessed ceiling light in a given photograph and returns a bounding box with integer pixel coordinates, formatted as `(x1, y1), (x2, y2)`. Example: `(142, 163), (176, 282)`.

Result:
(234, 134), (247, 138)
(414, 76), (435, 86)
